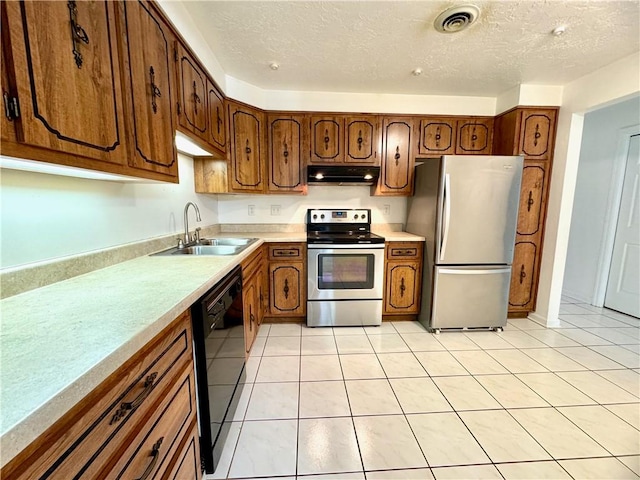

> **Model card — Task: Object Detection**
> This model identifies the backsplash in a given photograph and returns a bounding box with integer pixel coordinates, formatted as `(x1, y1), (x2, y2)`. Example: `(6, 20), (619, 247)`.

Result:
(217, 185), (407, 225)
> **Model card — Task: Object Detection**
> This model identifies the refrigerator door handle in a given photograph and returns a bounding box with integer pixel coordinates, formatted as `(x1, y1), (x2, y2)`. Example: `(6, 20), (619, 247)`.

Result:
(440, 173), (451, 261)
(438, 267), (513, 275)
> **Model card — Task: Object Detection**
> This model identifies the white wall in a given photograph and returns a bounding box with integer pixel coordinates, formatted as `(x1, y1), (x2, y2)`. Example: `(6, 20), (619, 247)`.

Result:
(563, 97), (640, 302)
(532, 52), (640, 326)
(217, 186), (406, 226)
(0, 155), (218, 269)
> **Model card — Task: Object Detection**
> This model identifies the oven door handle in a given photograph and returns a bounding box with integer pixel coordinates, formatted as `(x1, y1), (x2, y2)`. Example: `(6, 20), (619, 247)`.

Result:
(307, 243), (385, 249)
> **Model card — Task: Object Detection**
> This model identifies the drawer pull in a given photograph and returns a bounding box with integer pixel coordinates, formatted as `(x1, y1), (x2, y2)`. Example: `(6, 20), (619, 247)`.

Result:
(392, 248), (416, 257)
(135, 437), (164, 480)
(274, 249), (298, 257)
(110, 372), (158, 425)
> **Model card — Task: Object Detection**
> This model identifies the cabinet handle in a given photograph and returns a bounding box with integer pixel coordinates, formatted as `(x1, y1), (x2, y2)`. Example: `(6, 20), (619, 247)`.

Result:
(216, 106), (223, 134)
(357, 129), (363, 151)
(399, 277), (406, 298)
(192, 81), (201, 114)
(149, 66), (162, 114)
(394, 146), (400, 166)
(519, 265), (526, 284)
(249, 306), (254, 331)
(324, 129), (330, 150)
(435, 126), (442, 147)
(110, 372), (158, 425)
(283, 278), (290, 299)
(283, 141), (289, 163)
(527, 191), (534, 212)
(67, 0), (90, 69)
(135, 437), (164, 480)
(534, 124), (541, 146)
(245, 139), (252, 159)
(471, 126), (478, 147)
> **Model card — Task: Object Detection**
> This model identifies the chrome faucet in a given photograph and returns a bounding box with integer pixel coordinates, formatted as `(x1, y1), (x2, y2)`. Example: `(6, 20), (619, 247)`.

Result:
(183, 202), (201, 245)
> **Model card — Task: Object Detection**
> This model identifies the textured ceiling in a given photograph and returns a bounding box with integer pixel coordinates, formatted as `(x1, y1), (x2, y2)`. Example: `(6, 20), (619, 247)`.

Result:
(182, 1), (640, 96)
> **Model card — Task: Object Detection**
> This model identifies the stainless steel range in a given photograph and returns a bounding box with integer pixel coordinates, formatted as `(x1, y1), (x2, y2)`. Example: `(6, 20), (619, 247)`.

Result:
(307, 209), (385, 327)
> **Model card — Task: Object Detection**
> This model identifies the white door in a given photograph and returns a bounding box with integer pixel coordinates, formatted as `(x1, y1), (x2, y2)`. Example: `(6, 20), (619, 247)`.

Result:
(605, 134), (640, 317)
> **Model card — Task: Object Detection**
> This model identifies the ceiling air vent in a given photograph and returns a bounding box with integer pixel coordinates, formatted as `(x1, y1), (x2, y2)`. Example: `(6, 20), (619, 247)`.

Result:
(434, 5), (480, 33)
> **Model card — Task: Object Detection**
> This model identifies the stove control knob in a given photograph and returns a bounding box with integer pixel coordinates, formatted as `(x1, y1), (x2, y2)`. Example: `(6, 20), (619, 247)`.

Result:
(313, 214), (317, 220)
(320, 214), (325, 219)
(353, 214), (359, 219)
(362, 214), (367, 221)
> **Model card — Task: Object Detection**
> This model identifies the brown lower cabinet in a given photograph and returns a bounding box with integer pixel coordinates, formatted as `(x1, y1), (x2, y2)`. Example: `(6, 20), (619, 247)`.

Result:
(0, 311), (200, 480)
(242, 245), (267, 353)
(383, 241), (424, 319)
(266, 243), (307, 320)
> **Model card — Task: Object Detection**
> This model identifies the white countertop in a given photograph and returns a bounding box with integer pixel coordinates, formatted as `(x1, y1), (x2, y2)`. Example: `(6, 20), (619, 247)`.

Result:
(0, 230), (423, 467)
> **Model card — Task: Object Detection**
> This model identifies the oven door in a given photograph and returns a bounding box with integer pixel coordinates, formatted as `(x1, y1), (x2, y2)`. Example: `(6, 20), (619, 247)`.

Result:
(307, 244), (384, 300)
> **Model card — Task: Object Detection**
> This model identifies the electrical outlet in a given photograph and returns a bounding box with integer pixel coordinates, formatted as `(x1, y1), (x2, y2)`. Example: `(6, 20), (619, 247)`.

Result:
(270, 205), (281, 216)
(248, 205), (255, 216)
(383, 204), (391, 215)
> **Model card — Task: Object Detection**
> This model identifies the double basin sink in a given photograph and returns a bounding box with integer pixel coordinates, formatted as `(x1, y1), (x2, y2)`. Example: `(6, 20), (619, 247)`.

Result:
(153, 237), (258, 256)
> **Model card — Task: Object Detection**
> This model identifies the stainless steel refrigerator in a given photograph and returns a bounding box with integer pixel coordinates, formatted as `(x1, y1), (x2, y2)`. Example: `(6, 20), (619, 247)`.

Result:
(406, 155), (523, 332)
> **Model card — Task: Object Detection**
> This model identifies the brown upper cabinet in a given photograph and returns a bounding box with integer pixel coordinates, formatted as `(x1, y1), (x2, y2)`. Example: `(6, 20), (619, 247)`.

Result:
(1, 0), (182, 182)
(418, 117), (458, 156)
(176, 43), (208, 141)
(228, 100), (266, 193)
(493, 107), (557, 162)
(455, 117), (494, 155)
(309, 115), (344, 163)
(267, 114), (308, 194)
(2, 1), (129, 169)
(345, 116), (380, 164)
(207, 79), (226, 154)
(116, 0), (178, 179)
(374, 117), (415, 196)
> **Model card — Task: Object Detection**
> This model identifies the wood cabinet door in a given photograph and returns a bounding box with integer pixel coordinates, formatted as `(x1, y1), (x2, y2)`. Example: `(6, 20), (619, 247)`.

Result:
(3, 0), (127, 165)
(384, 262), (421, 314)
(243, 278), (258, 354)
(519, 110), (557, 161)
(310, 116), (343, 163)
(456, 118), (494, 155)
(377, 117), (415, 195)
(269, 262), (305, 316)
(207, 79), (226, 155)
(163, 424), (201, 480)
(418, 118), (457, 156)
(517, 162), (548, 237)
(229, 102), (265, 192)
(345, 116), (379, 164)
(176, 44), (207, 139)
(509, 241), (537, 310)
(268, 114), (306, 193)
(118, 0), (177, 178)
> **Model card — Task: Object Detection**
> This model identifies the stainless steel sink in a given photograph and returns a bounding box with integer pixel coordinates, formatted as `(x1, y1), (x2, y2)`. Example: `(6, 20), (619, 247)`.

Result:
(200, 238), (255, 247)
(152, 238), (258, 256)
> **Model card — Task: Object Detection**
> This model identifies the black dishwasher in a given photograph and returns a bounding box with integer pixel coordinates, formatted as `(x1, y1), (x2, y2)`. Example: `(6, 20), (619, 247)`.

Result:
(191, 265), (245, 475)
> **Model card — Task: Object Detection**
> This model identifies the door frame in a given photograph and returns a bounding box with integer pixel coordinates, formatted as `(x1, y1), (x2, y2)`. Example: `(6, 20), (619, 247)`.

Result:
(593, 125), (640, 306)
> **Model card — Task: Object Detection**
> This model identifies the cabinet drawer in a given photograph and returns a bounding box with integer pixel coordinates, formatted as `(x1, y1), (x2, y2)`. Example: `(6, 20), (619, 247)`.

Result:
(162, 421), (200, 480)
(2, 312), (192, 480)
(268, 243), (305, 260)
(386, 242), (423, 260)
(107, 364), (197, 479)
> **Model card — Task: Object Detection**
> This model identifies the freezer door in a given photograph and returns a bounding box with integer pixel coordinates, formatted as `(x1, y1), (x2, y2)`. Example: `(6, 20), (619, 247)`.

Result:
(431, 265), (512, 329)
(436, 155), (523, 264)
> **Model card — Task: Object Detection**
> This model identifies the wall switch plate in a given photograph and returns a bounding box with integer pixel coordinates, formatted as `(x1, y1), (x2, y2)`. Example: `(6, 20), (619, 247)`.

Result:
(383, 204), (391, 215)
(270, 205), (281, 216)
(248, 205), (255, 216)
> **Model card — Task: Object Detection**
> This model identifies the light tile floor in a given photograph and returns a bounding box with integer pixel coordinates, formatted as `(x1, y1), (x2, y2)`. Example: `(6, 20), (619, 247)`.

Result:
(207, 297), (640, 480)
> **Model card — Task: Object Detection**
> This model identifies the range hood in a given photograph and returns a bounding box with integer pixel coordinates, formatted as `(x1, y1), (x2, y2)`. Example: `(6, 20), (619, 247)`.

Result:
(307, 165), (380, 186)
